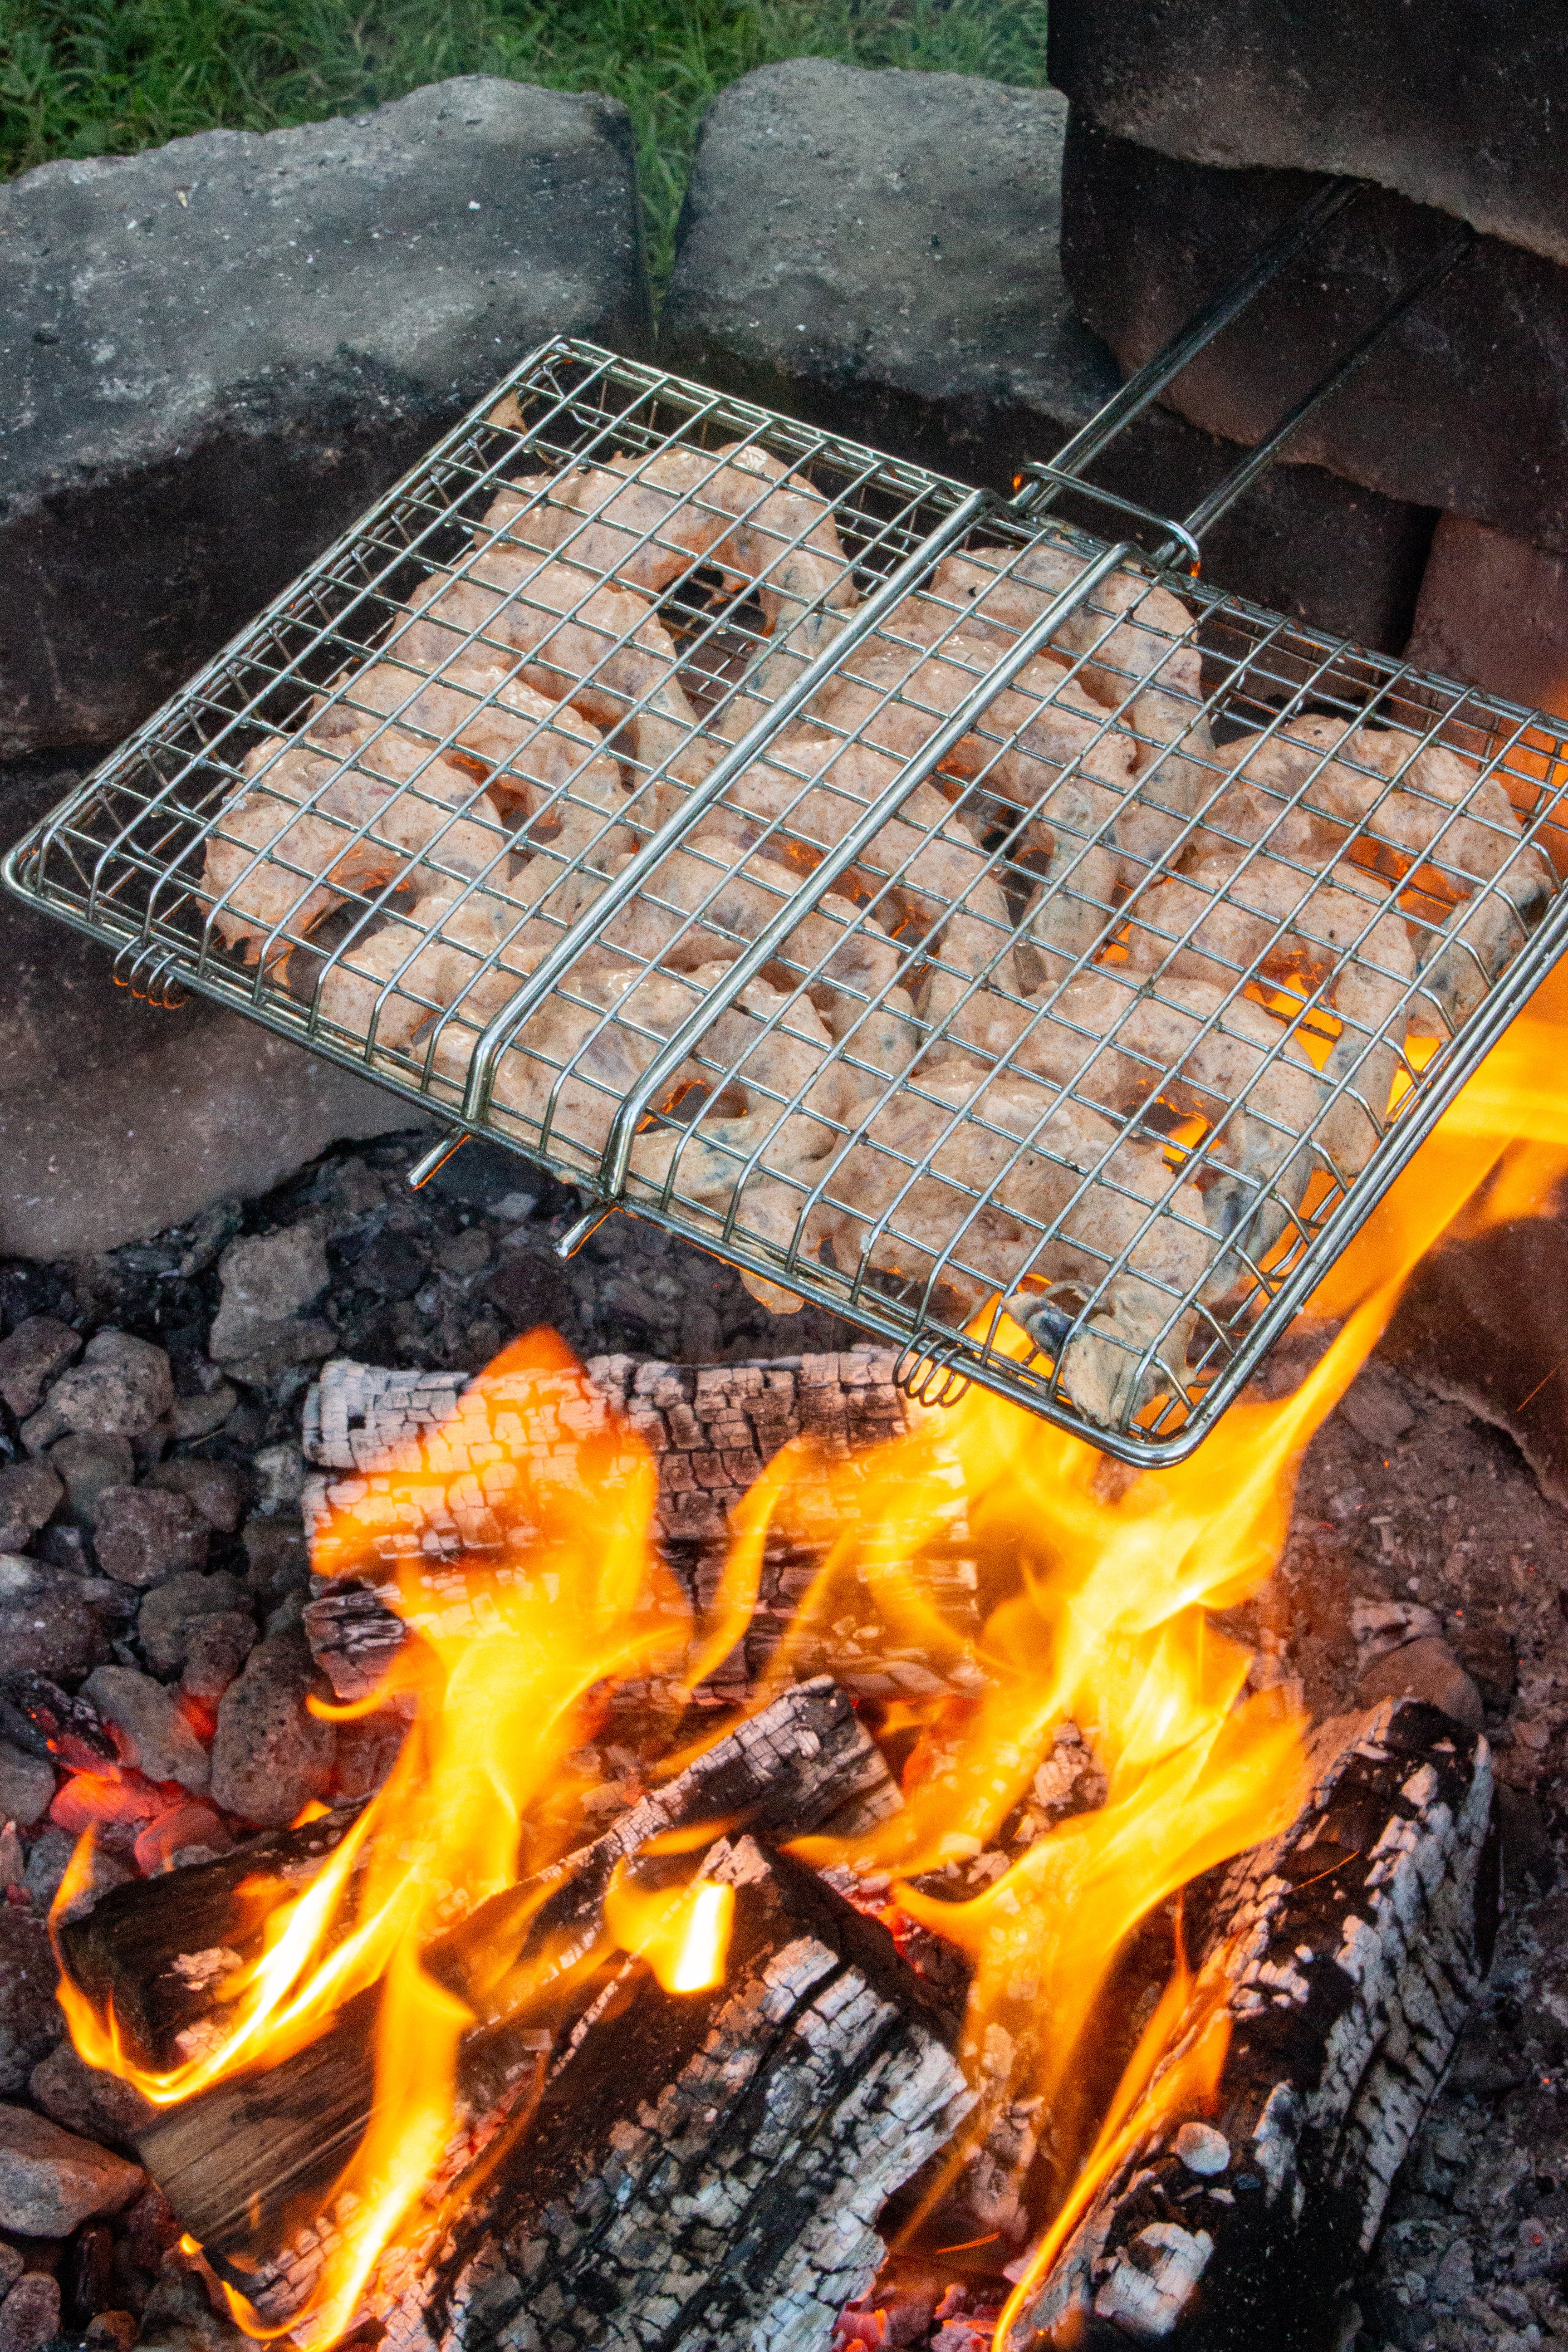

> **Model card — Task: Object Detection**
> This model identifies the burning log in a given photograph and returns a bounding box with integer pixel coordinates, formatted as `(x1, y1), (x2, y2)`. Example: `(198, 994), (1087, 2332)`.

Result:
(293, 1836), (973, 2352)
(1004, 1696), (1495, 2352)
(300, 1350), (980, 1704)
(63, 1679), (898, 2282)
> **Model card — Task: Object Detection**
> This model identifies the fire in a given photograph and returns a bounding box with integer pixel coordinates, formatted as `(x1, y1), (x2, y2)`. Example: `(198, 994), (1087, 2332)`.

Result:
(51, 956), (1568, 2348)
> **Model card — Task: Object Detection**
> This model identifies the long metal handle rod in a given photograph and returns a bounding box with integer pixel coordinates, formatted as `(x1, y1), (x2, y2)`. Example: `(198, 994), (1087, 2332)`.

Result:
(598, 538), (1138, 1199)
(1033, 177), (1361, 495)
(458, 486), (994, 1125)
(1166, 223), (1476, 557)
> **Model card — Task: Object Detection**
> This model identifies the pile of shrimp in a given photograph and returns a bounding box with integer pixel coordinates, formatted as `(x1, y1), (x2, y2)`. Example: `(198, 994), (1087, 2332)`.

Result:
(199, 427), (1553, 1430)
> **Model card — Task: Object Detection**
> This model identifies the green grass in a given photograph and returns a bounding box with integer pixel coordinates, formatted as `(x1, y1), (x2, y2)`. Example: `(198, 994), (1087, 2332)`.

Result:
(0, 0), (1049, 292)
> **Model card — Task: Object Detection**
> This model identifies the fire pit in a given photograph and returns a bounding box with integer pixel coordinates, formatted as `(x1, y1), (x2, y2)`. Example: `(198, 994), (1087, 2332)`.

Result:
(4, 173), (1568, 2352)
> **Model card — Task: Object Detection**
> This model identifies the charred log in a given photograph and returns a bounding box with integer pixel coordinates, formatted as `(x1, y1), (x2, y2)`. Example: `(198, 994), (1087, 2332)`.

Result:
(300, 1351), (979, 1704)
(110, 1679), (898, 2274)
(1010, 1697), (1495, 2352)
(259, 1837), (974, 2352)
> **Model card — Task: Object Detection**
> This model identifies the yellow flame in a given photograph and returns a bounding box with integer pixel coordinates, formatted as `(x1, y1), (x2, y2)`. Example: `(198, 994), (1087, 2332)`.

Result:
(605, 1863), (735, 1995)
(53, 956), (1568, 2347)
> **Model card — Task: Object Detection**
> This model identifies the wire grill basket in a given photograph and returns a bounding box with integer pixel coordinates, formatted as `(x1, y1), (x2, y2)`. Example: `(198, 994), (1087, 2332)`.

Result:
(10, 327), (1568, 1462)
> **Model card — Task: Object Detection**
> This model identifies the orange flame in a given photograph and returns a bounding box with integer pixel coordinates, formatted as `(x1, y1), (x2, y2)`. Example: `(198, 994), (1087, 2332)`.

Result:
(52, 960), (1568, 2346)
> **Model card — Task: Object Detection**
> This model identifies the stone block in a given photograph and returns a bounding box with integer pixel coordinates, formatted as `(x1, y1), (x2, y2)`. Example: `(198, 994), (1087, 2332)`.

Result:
(0, 76), (649, 756)
(1059, 117), (1568, 555)
(1406, 514), (1568, 718)
(1, 760), (425, 1261)
(663, 60), (1436, 650)
(1047, 0), (1568, 270)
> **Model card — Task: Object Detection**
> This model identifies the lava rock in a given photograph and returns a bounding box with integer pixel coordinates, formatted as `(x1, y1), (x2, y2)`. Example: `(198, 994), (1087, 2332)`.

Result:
(0, 1739), (57, 1829)
(209, 1628), (335, 1826)
(665, 59), (1438, 651)
(208, 1227), (334, 1380)
(20, 1827), (74, 1910)
(249, 1442), (304, 1519)
(139, 1458), (248, 1535)
(91, 1487), (208, 1587)
(1357, 1635), (1486, 1733)
(45, 1436), (135, 1528)
(1059, 117), (1568, 555)
(167, 1384), (237, 1445)
(0, 1911), (65, 2088)
(1406, 511), (1568, 719)
(0, 1463), (61, 1554)
(23, 1332), (172, 1447)
(81, 1667), (209, 1793)
(0, 74), (649, 760)
(0, 1586), (111, 1680)
(134, 2255), (250, 2352)
(0, 2274), (60, 2352)
(179, 1614), (258, 1706)
(1047, 0), (1568, 272)
(240, 1517), (309, 1605)
(29, 2042), (155, 2152)
(0, 2107), (142, 2235)
(0, 1318), (80, 1419)
(137, 1571), (250, 1676)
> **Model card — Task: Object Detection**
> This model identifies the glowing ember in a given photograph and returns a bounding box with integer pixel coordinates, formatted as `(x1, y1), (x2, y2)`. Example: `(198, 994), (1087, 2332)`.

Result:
(49, 958), (1568, 2347)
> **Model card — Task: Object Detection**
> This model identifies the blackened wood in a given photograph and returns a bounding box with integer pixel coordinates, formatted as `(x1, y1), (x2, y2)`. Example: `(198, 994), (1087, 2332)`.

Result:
(129, 1679), (898, 2269)
(1012, 1697), (1494, 2351)
(300, 1350), (980, 1704)
(56, 1802), (366, 2062)
(254, 1838), (975, 2352)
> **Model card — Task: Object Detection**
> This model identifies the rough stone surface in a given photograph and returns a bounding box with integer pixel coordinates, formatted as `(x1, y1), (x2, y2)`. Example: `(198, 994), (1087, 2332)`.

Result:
(82, 1666), (210, 1793)
(138, 1571), (251, 1676)
(91, 1487), (209, 1588)
(1048, 0), (1568, 271)
(179, 1613), (258, 1705)
(0, 2274), (60, 2352)
(1407, 512), (1568, 719)
(140, 1458), (248, 1535)
(0, 1912), (65, 2090)
(0, 75), (649, 757)
(1357, 1635), (1486, 1733)
(0, 2106), (142, 2235)
(0, 1316), (79, 1418)
(208, 1227), (333, 1381)
(0, 1462), (61, 1555)
(25, 1330), (172, 1445)
(45, 1436), (135, 1527)
(133, 1800), (232, 1875)
(665, 59), (1437, 650)
(0, 1738), (58, 1830)
(29, 2041), (156, 2152)
(1060, 117), (1568, 555)
(2, 759), (427, 1264)
(0, 1587), (110, 1681)
(209, 1627), (334, 1826)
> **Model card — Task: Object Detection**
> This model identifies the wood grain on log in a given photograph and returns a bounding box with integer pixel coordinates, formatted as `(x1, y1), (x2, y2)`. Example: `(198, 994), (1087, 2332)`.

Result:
(266, 1836), (974, 2352)
(300, 1352), (980, 1705)
(1011, 1697), (1495, 2350)
(120, 1681), (899, 2277)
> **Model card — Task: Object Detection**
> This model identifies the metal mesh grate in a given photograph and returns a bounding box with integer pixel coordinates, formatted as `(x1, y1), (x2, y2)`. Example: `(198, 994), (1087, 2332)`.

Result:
(10, 337), (1568, 1460)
